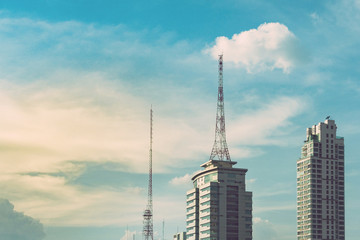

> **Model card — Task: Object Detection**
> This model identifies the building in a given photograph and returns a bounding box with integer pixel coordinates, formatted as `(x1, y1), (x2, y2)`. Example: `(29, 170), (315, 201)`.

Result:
(297, 119), (345, 240)
(173, 232), (187, 240)
(186, 55), (252, 240)
(186, 161), (253, 240)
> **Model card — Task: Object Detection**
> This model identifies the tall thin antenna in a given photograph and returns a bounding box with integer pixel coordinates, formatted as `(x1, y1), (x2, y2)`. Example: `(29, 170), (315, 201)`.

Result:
(143, 107), (154, 240)
(162, 220), (164, 240)
(209, 55), (231, 161)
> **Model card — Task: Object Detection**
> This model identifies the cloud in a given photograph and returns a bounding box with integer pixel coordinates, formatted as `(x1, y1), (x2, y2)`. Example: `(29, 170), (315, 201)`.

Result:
(0, 199), (45, 240)
(303, 71), (331, 86)
(120, 229), (137, 240)
(310, 12), (322, 25)
(0, 26), (209, 226)
(0, 81), (306, 227)
(0, 15), (202, 84)
(246, 178), (257, 184)
(254, 204), (295, 213)
(330, 0), (360, 32)
(0, 15), (310, 229)
(0, 172), (147, 226)
(253, 217), (277, 240)
(205, 22), (306, 73)
(169, 173), (192, 186)
(230, 147), (264, 160)
(228, 96), (307, 147)
(0, 78), (152, 175)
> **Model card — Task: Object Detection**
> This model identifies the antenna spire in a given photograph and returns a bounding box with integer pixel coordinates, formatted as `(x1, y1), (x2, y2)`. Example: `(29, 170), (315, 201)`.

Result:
(143, 107), (153, 240)
(209, 55), (231, 161)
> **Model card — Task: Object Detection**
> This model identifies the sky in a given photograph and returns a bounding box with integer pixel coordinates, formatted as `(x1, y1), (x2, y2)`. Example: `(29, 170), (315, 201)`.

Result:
(0, 0), (359, 240)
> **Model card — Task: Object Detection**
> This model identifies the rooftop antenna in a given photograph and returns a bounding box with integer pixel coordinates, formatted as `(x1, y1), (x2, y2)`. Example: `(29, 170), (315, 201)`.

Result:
(209, 54), (231, 161)
(143, 107), (153, 240)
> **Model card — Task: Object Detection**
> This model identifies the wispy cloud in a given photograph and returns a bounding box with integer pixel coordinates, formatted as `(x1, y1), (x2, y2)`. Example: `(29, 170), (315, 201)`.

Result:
(0, 172), (148, 226)
(253, 217), (277, 240)
(169, 173), (192, 186)
(0, 79), (152, 174)
(228, 96), (307, 146)
(0, 15), (310, 229)
(246, 178), (257, 184)
(120, 229), (137, 240)
(254, 204), (295, 213)
(0, 80), (307, 225)
(205, 22), (307, 73)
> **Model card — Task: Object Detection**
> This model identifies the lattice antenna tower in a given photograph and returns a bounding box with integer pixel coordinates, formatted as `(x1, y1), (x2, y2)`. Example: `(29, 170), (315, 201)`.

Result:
(209, 55), (231, 161)
(143, 107), (153, 240)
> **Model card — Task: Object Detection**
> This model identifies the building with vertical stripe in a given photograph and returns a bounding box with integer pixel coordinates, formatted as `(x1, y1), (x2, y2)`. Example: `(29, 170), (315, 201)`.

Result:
(186, 160), (252, 240)
(297, 119), (345, 240)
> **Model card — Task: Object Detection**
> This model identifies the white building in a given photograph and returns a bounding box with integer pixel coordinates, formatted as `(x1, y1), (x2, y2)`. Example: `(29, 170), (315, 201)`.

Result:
(297, 119), (345, 240)
(186, 160), (252, 240)
(173, 232), (187, 240)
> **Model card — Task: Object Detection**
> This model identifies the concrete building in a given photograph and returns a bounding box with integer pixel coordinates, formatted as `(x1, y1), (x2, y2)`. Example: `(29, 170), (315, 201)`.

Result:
(186, 160), (253, 240)
(173, 232), (187, 240)
(297, 119), (345, 240)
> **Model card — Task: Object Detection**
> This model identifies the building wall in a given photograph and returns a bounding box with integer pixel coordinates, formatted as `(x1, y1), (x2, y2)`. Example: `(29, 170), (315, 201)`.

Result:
(186, 160), (252, 240)
(173, 232), (187, 240)
(297, 119), (345, 240)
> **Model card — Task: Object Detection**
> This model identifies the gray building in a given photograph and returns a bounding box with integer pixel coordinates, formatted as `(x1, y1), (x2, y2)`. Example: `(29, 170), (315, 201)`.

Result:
(297, 119), (345, 240)
(186, 160), (253, 240)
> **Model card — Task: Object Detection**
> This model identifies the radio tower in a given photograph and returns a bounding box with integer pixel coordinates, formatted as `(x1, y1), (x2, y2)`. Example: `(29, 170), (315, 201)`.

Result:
(209, 54), (231, 162)
(143, 108), (153, 240)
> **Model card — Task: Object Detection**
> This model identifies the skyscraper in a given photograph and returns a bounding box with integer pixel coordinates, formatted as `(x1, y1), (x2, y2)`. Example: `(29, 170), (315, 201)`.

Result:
(297, 119), (345, 240)
(186, 55), (253, 240)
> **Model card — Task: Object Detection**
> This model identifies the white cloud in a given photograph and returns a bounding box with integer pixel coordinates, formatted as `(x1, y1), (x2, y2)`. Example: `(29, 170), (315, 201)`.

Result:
(0, 78), (152, 175)
(310, 12), (321, 24)
(0, 15), (311, 229)
(254, 204), (295, 213)
(0, 199), (45, 240)
(228, 96), (307, 146)
(253, 216), (268, 224)
(0, 80), (307, 226)
(120, 229), (137, 240)
(0, 79), (307, 224)
(169, 173), (192, 186)
(246, 178), (257, 184)
(303, 71), (331, 86)
(253, 217), (277, 240)
(205, 22), (306, 73)
(230, 147), (264, 160)
(0, 172), (147, 227)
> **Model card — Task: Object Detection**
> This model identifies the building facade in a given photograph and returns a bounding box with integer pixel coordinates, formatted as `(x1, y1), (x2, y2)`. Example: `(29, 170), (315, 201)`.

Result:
(297, 119), (345, 240)
(173, 232), (187, 240)
(186, 160), (253, 240)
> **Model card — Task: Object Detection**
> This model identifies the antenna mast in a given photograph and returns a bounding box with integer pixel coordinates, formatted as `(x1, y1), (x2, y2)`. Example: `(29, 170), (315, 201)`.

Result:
(143, 107), (153, 240)
(209, 55), (231, 161)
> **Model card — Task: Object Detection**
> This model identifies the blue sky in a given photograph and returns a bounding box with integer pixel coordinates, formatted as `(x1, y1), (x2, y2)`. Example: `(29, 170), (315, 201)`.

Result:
(0, 0), (359, 240)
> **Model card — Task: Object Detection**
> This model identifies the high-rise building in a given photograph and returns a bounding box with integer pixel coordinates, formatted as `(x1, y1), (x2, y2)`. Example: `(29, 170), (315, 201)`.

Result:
(186, 161), (253, 240)
(297, 119), (345, 240)
(173, 232), (187, 240)
(186, 55), (253, 240)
